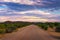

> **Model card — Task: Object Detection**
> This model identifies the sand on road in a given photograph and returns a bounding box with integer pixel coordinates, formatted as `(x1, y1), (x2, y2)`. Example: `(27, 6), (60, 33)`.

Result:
(0, 25), (55, 40)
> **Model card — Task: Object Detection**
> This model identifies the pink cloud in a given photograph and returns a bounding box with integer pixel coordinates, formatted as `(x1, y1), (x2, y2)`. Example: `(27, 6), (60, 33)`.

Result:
(0, 15), (60, 22)
(0, 0), (46, 5)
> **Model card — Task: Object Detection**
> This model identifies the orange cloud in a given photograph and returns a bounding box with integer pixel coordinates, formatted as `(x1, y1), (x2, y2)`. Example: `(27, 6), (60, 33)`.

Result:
(0, 16), (60, 22)
(0, 16), (48, 22)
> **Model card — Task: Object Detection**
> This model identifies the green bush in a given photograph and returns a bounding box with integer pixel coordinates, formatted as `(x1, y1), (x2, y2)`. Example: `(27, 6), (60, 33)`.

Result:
(0, 29), (6, 34)
(49, 24), (54, 28)
(0, 22), (32, 34)
(44, 26), (48, 30)
(42, 24), (48, 30)
(0, 24), (6, 29)
(5, 26), (17, 33)
(36, 23), (48, 30)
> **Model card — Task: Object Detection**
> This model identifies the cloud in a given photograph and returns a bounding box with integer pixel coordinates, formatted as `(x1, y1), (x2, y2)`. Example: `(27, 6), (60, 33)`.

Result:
(0, 4), (7, 10)
(0, 16), (9, 22)
(0, 15), (60, 22)
(17, 10), (50, 15)
(0, 1), (60, 22)
(0, 8), (60, 22)
(0, 0), (50, 5)
(12, 9), (55, 18)
(0, 16), (48, 22)
(0, 4), (60, 22)
(0, 0), (36, 5)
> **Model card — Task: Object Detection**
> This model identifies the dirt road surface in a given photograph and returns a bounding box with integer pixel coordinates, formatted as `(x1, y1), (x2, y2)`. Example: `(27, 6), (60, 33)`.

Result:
(0, 25), (55, 40)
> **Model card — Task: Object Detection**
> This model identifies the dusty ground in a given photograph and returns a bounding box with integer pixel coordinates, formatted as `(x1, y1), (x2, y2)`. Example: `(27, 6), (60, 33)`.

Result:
(0, 25), (55, 40)
(47, 27), (60, 40)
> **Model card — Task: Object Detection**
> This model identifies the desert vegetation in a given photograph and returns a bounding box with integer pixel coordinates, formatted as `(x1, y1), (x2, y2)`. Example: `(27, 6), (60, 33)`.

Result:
(0, 21), (60, 34)
(35, 22), (60, 32)
(0, 21), (32, 34)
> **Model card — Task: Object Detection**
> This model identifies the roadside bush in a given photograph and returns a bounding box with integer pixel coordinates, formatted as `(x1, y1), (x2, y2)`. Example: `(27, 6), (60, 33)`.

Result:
(54, 23), (60, 32)
(0, 29), (6, 34)
(36, 23), (48, 30)
(5, 27), (16, 33)
(44, 26), (48, 30)
(0, 24), (6, 29)
(49, 24), (54, 28)
(41, 25), (44, 29)
(55, 26), (60, 32)
(42, 24), (48, 30)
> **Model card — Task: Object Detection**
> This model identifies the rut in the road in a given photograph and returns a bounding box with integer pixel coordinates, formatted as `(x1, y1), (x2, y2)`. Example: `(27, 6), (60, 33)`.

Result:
(1, 25), (55, 40)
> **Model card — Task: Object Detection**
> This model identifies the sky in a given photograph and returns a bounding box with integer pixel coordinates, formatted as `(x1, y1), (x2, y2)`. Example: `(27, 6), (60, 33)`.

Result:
(0, 0), (60, 22)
